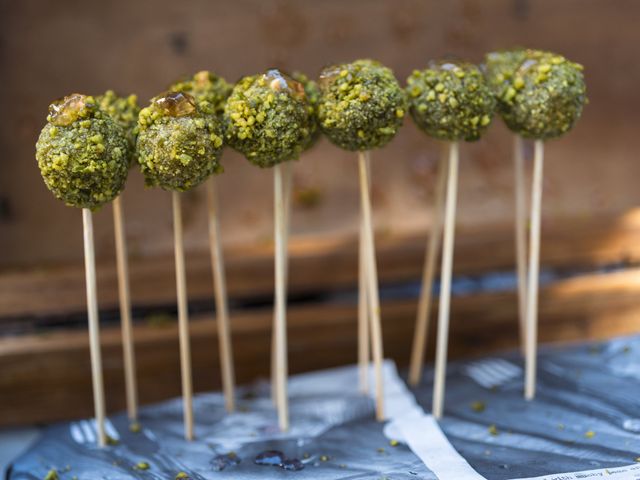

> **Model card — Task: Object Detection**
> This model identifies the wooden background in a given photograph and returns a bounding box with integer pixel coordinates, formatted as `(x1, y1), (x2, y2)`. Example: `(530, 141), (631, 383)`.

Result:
(1, 0), (640, 425)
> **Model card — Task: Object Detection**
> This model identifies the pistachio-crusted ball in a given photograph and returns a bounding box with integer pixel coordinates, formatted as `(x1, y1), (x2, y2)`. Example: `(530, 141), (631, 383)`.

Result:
(317, 59), (407, 151)
(136, 92), (224, 192)
(407, 61), (495, 142)
(291, 71), (321, 150)
(36, 93), (130, 209)
(170, 70), (232, 118)
(97, 90), (140, 164)
(485, 49), (587, 139)
(224, 69), (314, 168)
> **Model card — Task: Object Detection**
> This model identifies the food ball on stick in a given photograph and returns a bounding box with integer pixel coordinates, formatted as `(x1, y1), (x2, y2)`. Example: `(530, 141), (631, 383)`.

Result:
(405, 61), (495, 418)
(317, 59), (407, 420)
(137, 91), (224, 440)
(36, 93), (130, 446)
(224, 69), (314, 432)
(96, 90), (141, 423)
(485, 49), (586, 400)
(170, 71), (237, 413)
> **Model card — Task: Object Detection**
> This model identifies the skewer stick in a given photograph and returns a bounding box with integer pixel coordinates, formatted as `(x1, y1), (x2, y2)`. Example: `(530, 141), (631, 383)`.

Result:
(274, 164), (290, 431)
(82, 208), (107, 447)
(408, 149), (448, 386)
(358, 150), (385, 420)
(206, 177), (236, 413)
(271, 161), (293, 406)
(113, 196), (138, 422)
(514, 135), (528, 355)
(358, 216), (370, 393)
(432, 141), (459, 419)
(525, 140), (544, 400)
(172, 192), (194, 440)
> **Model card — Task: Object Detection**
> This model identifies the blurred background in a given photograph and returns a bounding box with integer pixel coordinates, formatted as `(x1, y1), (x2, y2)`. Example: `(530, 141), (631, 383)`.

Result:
(1, 0), (640, 439)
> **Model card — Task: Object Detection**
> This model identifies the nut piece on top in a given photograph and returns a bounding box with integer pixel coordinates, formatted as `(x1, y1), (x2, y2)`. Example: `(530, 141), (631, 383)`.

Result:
(170, 70), (232, 118)
(223, 69), (314, 168)
(36, 93), (130, 209)
(136, 91), (224, 192)
(291, 71), (321, 151)
(97, 90), (141, 164)
(317, 59), (407, 151)
(407, 60), (496, 142)
(485, 49), (587, 140)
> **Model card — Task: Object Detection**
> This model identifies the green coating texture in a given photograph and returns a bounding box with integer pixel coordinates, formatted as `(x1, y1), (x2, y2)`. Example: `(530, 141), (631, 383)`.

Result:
(223, 69), (314, 168)
(97, 90), (140, 165)
(170, 70), (232, 117)
(136, 92), (224, 192)
(292, 71), (321, 151)
(407, 61), (495, 141)
(485, 49), (587, 139)
(36, 94), (130, 210)
(317, 59), (407, 151)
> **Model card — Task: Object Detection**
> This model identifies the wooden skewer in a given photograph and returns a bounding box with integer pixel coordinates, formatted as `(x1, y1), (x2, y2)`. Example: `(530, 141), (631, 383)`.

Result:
(408, 149), (448, 386)
(514, 135), (528, 355)
(82, 208), (107, 447)
(206, 177), (236, 413)
(432, 141), (459, 419)
(271, 161), (292, 406)
(274, 163), (290, 431)
(358, 216), (370, 393)
(112, 196), (138, 422)
(172, 192), (194, 440)
(358, 150), (385, 421)
(525, 140), (544, 400)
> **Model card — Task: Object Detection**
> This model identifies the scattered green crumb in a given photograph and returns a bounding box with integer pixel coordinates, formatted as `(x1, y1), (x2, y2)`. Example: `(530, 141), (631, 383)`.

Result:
(176, 472), (190, 479)
(106, 435), (119, 445)
(557, 423), (565, 430)
(635, 457), (640, 462)
(72, 477), (78, 480)
(376, 447), (386, 454)
(623, 345), (631, 353)
(145, 313), (174, 328)
(303, 452), (310, 459)
(389, 439), (399, 447)
(134, 461), (150, 470)
(129, 421), (141, 433)
(488, 424), (499, 436)
(339, 464), (347, 468)
(295, 187), (323, 208)
(44, 469), (59, 480)
(319, 455), (330, 462)
(585, 430), (596, 439)
(471, 401), (486, 413)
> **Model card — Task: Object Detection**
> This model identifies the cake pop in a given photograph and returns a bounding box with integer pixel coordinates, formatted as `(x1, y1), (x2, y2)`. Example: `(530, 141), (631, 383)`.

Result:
(137, 91), (224, 440)
(317, 59), (407, 420)
(486, 49), (586, 400)
(405, 61), (495, 418)
(96, 90), (141, 424)
(170, 71), (236, 413)
(224, 69), (314, 431)
(36, 93), (130, 446)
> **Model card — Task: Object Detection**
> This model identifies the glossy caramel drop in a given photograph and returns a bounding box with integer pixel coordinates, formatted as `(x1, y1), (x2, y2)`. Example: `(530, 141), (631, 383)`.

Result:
(154, 91), (196, 117)
(48, 93), (93, 126)
(264, 69), (305, 100)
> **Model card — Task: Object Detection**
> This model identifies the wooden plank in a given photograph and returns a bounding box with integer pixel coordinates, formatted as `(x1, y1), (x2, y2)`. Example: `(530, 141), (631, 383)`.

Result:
(1, 267), (639, 426)
(2, 214), (640, 320)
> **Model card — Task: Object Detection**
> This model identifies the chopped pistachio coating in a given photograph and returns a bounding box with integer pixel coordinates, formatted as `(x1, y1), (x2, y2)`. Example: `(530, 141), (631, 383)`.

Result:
(485, 49), (587, 139)
(292, 71), (321, 150)
(170, 70), (232, 117)
(223, 69), (314, 168)
(136, 92), (224, 192)
(317, 59), (407, 151)
(97, 90), (140, 165)
(407, 61), (496, 142)
(36, 93), (130, 209)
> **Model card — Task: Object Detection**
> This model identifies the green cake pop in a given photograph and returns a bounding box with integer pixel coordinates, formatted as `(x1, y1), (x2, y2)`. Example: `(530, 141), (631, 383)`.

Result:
(36, 93), (130, 209)
(170, 70), (232, 118)
(136, 91), (224, 192)
(291, 71), (321, 150)
(97, 90), (140, 165)
(223, 69), (314, 167)
(317, 59), (407, 151)
(406, 61), (496, 142)
(485, 49), (587, 139)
